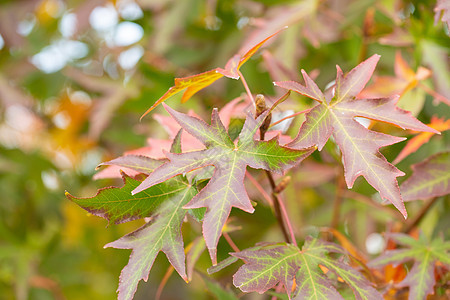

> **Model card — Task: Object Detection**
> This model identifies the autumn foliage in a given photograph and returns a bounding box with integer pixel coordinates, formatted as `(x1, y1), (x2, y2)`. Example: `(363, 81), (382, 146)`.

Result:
(1, 0), (449, 300)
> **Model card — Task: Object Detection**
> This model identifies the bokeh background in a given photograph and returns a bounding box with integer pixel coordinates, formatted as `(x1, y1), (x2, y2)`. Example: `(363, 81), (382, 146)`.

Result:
(0, 0), (448, 299)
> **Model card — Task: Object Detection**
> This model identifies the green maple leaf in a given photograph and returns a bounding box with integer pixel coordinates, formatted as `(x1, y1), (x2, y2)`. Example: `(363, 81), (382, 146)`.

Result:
(66, 156), (169, 225)
(275, 55), (438, 218)
(369, 233), (450, 300)
(232, 237), (382, 299)
(66, 155), (197, 300)
(400, 151), (450, 201)
(132, 104), (315, 264)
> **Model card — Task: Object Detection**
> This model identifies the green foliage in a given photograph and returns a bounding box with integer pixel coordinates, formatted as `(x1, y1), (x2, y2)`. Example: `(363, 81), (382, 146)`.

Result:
(133, 104), (314, 264)
(369, 233), (450, 300)
(232, 238), (382, 299)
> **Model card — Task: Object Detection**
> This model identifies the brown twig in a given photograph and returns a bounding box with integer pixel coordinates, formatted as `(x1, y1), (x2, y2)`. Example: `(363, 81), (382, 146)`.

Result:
(254, 92), (296, 245)
(403, 197), (440, 234)
(257, 97), (296, 245)
(275, 193), (298, 246)
(258, 111), (295, 244)
(264, 170), (291, 243)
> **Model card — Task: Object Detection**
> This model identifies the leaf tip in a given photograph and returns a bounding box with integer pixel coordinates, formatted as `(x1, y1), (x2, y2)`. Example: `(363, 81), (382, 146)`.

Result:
(401, 209), (408, 219)
(364, 54), (381, 66)
(130, 187), (139, 196)
(209, 248), (218, 266)
(162, 103), (175, 115)
(429, 127), (441, 135)
(140, 106), (154, 121)
(394, 199), (408, 219)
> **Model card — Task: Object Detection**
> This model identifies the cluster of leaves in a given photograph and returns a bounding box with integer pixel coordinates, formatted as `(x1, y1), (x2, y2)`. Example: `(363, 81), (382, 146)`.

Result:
(68, 18), (450, 300)
(1, 0), (449, 299)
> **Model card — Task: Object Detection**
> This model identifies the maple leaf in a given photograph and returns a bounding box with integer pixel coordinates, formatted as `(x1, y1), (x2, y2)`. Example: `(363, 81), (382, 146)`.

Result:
(275, 55), (439, 218)
(101, 155), (165, 176)
(393, 117), (450, 164)
(232, 237), (382, 299)
(141, 28), (286, 118)
(96, 98), (245, 180)
(67, 156), (197, 300)
(358, 51), (432, 116)
(400, 151), (450, 201)
(132, 104), (315, 263)
(369, 233), (450, 300)
(152, 96), (245, 149)
(67, 156), (170, 224)
(104, 180), (196, 300)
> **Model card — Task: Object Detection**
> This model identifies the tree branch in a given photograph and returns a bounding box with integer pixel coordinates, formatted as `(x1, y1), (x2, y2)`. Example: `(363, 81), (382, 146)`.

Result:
(403, 197), (440, 234)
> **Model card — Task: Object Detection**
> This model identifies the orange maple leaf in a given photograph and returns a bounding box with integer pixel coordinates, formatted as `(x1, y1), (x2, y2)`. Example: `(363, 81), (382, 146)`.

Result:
(141, 27), (286, 119)
(393, 116), (449, 164)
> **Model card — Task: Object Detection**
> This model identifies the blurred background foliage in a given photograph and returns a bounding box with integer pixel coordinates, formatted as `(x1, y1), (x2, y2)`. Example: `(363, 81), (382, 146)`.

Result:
(0, 0), (448, 299)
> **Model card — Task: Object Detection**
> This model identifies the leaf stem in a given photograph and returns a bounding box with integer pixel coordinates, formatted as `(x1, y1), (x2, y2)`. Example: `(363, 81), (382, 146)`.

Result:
(267, 90), (291, 114)
(264, 170), (292, 244)
(238, 70), (255, 106)
(275, 193), (298, 246)
(418, 82), (450, 106)
(29, 275), (66, 300)
(155, 266), (174, 300)
(223, 232), (240, 252)
(342, 190), (403, 220)
(246, 171), (274, 207)
(268, 108), (312, 129)
(403, 197), (440, 234)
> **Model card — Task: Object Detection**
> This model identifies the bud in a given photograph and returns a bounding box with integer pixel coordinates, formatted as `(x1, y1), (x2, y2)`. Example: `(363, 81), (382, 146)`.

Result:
(255, 94), (272, 138)
(274, 176), (291, 194)
(255, 94), (266, 118)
